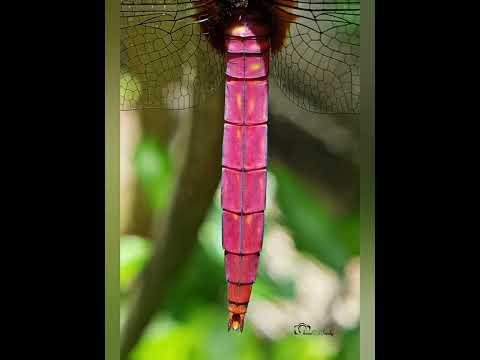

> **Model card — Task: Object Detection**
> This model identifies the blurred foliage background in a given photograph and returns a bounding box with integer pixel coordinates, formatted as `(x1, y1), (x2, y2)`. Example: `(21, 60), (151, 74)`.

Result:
(119, 79), (360, 359)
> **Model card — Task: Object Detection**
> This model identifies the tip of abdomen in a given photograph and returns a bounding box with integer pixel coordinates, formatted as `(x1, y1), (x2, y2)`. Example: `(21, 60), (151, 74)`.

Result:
(227, 303), (248, 332)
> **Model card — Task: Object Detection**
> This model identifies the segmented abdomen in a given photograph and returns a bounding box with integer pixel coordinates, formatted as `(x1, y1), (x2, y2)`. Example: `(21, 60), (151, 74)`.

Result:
(221, 15), (269, 332)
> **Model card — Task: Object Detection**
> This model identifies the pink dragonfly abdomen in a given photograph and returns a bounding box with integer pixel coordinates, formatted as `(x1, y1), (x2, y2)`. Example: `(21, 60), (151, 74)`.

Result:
(221, 14), (269, 332)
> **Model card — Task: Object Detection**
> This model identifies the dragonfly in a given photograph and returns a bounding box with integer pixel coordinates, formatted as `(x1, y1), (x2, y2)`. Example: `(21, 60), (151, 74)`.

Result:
(120, 0), (359, 332)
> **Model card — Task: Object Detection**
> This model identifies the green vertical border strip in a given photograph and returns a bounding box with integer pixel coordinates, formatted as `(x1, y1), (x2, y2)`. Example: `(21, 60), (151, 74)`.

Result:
(106, 0), (120, 359)
(361, 0), (375, 359)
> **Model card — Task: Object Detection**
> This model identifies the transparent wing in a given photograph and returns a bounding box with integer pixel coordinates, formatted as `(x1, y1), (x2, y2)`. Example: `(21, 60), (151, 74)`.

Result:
(120, 0), (225, 110)
(270, 0), (360, 113)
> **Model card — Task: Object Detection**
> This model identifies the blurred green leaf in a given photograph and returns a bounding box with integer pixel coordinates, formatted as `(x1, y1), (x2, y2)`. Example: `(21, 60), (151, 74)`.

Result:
(131, 307), (263, 360)
(134, 136), (173, 210)
(335, 214), (360, 257)
(189, 307), (263, 360)
(120, 235), (152, 291)
(163, 245), (225, 320)
(273, 334), (337, 360)
(130, 315), (196, 360)
(271, 163), (358, 273)
(334, 327), (359, 360)
(198, 201), (224, 266)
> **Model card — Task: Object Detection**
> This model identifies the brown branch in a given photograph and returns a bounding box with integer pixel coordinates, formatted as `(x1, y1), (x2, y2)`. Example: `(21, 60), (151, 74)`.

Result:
(120, 93), (224, 359)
